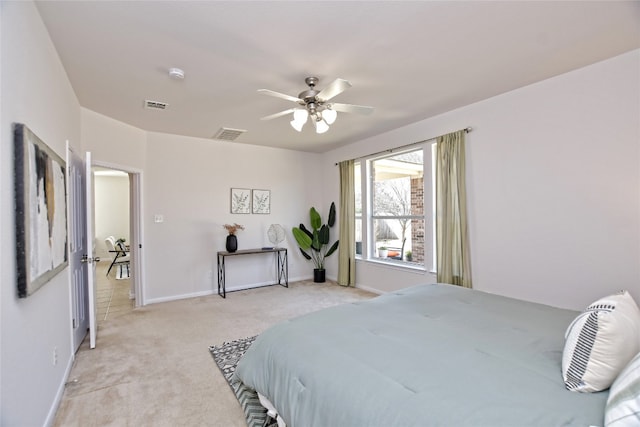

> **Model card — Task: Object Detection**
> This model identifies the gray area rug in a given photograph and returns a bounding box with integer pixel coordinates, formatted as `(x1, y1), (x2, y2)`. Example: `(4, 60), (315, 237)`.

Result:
(209, 336), (277, 427)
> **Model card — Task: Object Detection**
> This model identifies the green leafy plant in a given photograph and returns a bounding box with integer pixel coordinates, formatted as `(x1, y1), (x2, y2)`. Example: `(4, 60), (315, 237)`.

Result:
(292, 202), (339, 270)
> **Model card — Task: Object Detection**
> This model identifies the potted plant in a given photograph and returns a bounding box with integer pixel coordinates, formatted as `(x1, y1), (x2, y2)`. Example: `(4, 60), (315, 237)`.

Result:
(378, 246), (388, 258)
(292, 202), (339, 283)
(405, 250), (412, 262)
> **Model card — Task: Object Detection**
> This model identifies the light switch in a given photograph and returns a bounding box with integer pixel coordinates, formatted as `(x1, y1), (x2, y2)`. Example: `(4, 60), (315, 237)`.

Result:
(154, 214), (164, 223)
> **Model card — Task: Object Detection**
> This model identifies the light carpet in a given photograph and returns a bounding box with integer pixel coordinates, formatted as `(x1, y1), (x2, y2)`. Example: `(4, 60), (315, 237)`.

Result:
(53, 280), (375, 426)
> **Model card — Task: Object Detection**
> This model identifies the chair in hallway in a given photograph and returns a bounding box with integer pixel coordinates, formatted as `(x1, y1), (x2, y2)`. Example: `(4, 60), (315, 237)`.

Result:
(105, 236), (130, 277)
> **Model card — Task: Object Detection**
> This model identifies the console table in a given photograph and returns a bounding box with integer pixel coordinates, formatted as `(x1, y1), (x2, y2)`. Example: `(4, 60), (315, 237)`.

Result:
(217, 248), (288, 298)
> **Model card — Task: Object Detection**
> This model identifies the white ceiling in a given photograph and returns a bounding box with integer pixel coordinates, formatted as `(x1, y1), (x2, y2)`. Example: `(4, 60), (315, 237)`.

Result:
(35, 1), (640, 153)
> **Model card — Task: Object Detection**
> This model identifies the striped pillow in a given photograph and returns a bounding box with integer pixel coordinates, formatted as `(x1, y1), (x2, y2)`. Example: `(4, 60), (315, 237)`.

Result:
(562, 291), (640, 393)
(605, 351), (640, 426)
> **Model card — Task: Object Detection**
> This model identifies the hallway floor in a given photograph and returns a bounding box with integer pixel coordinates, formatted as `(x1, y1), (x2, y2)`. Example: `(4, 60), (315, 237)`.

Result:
(96, 261), (134, 322)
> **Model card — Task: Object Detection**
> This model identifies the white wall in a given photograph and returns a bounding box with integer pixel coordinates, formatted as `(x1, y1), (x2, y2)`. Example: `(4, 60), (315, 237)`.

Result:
(143, 132), (321, 302)
(81, 107), (147, 170)
(0, 2), (81, 425)
(324, 50), (640, 310)
(3, 3), (636, 423)
(94, 174), (130, 258)
(79, 95), (325, 305)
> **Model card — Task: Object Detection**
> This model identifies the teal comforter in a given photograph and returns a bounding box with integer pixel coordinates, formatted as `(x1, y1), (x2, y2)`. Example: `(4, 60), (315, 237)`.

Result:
(234, 284), (607, 426)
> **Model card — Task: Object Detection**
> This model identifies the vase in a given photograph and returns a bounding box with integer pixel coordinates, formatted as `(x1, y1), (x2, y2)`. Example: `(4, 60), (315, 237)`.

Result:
(313, 268), (326, 283)
(226, 234), (237, 253)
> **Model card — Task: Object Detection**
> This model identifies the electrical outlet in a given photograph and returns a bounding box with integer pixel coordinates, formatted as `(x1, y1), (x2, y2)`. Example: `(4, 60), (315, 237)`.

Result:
(52, 346), (58, 366)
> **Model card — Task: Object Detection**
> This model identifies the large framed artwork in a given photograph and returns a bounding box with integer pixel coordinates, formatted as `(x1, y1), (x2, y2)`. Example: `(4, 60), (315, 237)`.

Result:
(230, 188), (251, 214)
(14, 123), (68, 298)
(252, 189), (270, 214)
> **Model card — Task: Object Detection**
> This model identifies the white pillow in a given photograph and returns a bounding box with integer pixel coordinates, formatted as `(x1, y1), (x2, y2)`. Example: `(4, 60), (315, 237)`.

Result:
(562, 290), (640, 392)
(605, 351), (640, 426)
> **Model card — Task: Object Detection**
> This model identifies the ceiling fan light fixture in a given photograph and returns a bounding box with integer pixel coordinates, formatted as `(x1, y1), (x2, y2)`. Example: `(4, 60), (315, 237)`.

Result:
(290, 118), (305, 132)
(315, 119), (329, 134)
(290, 109), (308, 132)
(293, 109), (308, 122)
(259, 76), (374, 134)
(323, 108), (337, 125)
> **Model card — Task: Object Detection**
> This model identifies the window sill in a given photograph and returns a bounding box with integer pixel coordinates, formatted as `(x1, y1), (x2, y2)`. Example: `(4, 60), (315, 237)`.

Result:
(355, 257), (432, 274)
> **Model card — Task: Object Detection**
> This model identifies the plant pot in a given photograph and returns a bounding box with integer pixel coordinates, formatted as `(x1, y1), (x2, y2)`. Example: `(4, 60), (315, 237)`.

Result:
(313, 268), (326, 283)
(378, 249), (388, 258)
(226, 234), (237, 253)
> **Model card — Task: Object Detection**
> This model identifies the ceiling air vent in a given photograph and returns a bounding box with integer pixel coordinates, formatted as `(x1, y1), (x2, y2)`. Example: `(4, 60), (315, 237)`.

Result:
(212, 128), (247, 142)
(144, 100), (168, 110)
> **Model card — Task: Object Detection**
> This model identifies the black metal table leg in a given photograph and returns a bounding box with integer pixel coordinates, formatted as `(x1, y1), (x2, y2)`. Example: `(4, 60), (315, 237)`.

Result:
(216, 248), (288, 298)
(217, 253), (226, 298)
(277, 249), (288, 288)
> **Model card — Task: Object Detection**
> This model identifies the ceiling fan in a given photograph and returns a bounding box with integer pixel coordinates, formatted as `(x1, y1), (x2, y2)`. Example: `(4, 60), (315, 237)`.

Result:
(258, 77), (374, 134)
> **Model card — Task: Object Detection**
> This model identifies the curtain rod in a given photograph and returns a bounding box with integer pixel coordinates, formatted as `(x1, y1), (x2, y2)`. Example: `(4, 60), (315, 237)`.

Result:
(335, 126), (472, 166)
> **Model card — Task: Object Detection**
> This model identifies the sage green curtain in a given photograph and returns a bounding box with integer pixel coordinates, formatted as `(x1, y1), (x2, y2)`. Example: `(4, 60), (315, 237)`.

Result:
(337, 160), (356, 286)
(436, 130), (472, 288)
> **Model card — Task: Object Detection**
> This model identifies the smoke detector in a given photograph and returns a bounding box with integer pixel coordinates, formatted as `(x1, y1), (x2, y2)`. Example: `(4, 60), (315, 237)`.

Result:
(168, 67), (185, 79)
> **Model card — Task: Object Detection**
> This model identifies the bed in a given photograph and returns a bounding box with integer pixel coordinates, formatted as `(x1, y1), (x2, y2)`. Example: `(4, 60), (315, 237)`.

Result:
(233, 283), (610, 426)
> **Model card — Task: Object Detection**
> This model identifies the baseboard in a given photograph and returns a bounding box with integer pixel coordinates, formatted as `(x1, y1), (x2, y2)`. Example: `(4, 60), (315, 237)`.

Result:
(355, 283), (385, 295)
(44, 353), (74, 427)
(286, 275), (312, 283)
(145, 289), (214, 305)
(144, 276), (325, 304)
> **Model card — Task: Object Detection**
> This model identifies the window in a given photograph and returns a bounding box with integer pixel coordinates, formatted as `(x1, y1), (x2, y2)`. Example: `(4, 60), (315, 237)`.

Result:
(355, 142), (435, 271)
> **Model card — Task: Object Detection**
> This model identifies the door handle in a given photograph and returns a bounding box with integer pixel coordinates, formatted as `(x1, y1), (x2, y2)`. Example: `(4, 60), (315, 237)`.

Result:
(81, 255), (101, 264)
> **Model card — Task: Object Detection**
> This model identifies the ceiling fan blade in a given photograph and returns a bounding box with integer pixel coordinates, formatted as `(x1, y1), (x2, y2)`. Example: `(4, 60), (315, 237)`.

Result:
(330, 103), (375, 115)
(257, 89), (301, 103)
(260, 108), (297, 121)
(317, 78), (352, 102)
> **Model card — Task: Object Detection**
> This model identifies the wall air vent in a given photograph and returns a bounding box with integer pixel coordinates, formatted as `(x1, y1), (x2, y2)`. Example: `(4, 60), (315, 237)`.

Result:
(144, 100), (168, 110)
(212, 128), (247, 142)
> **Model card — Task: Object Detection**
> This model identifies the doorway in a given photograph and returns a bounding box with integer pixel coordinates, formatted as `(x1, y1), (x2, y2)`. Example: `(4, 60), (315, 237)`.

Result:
(92, 162), (144, 318)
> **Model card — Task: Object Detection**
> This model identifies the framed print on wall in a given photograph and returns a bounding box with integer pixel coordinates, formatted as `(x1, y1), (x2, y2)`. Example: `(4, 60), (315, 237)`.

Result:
(14, 123), (69, 298)
(252, 189), (270, 214)
(230, 188), (251, 214)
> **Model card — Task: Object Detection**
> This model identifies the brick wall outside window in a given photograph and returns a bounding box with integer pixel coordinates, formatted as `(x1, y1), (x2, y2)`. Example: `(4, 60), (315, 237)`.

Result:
(410, 176), (425, 263)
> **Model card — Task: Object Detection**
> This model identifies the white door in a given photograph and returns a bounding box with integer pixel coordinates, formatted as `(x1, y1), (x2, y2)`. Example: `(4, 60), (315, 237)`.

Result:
(67, 143), (89, 351)
(130, 172), (143, 306)
(86, 152), (98, 349)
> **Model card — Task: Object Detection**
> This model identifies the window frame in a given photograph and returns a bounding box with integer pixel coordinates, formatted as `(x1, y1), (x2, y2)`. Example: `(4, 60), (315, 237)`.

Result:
(354, 140), (435, 272)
